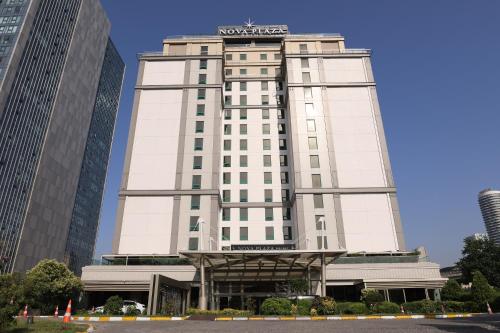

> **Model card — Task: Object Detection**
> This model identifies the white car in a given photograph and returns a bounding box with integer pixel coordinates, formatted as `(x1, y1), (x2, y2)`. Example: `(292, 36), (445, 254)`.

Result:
(94, 300), (146, 314)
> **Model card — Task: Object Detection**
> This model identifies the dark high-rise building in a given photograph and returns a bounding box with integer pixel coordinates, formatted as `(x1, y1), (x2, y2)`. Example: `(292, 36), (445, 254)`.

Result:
(0, 0), (124, 275)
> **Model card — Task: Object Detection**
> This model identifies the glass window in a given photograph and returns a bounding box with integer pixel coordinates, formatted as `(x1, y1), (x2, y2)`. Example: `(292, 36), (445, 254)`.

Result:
(277, 109), (285, 119)
(261, 95), (269, 105)
(240, 109), (247, 119)
(224, 109), (232, 119)
(194, 138), (203, 151)
(280, 172), (289, 184)
(280, 155), (288, 166)
(192, 175), (201, 189)
(264, 189), (273, 202)
(195, 121), (204, 133)
(240, 82), (247, 91)
(240, 189), (248, 202)
(281, 189), (289, 202)
(224, 139), (231, 151)
(240, 208), (248, 221)
(264, 172), (272, 184)
(302, 72), (311, 83)
(312, 174), (322, 188)
(188, 237), (198, 250)
(200, 45), (208, 55)
(275, 68), (281, 76)
(260, 53), (267, 60)
(277, 82), (284, 90)
(315, 215), (326, 230)
(301, 58), (309, 68)
(307, 119), (316, 132)
(282, 207), (291, 220)
(193, 156), (203, 169)
(305, 103), (315, 115)
(226, 53), (233, 61)
(261, 81), (268, 90)
(240, 124), (247, 134)
(225, 68), (233, 76)
(196, 104), (205, 116)
(313, 194), (324, 208)
(262, 109), (269, 119)
(274, 53), (281, 60)
(197, 89), (206, 99)
(225, 82), (232, 91)
(240, 172), (248, 184)
(317, 236), (328, 249)
(190, 216), (199, 231)
(263, 155), (272, 167)
(223, 155), (231, 167)
(222, 208), (230, 221)
(240, 68), (247, 75)
(240, 53), (247, 60)
(200, 59), (207, 69)
(304, 87), (313, 99)
(283, 226), (292, 240)
(263, 139), (271, 150)
(240, 139), (247, 151)
(265, 226), (274, 239)
(224, 95), (232, 106)
(262, 123), (270, 134)
(260, 68), (268, 75)
(198, 73), (206, 84)
(279, 139), (287, 150)
(223, 190), (231, 202)
(310, 155), (320, 168)
(223, 172), (231, 184)
(265, 209), (274, 222)
(224, 124), (232, 135)
(308, 137), (318, 149)
(299, 43), (308, 54)
(278, 123), (286, 134)
(240, 155), (248, 167)
(222, 227), (230, 240)
(191, 195), (200, 209)
(240, 95), (247, 106)
(240, 227), (248, 241)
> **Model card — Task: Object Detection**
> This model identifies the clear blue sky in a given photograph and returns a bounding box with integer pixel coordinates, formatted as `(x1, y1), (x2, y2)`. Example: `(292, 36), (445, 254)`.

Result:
(97, 0), (500, 267)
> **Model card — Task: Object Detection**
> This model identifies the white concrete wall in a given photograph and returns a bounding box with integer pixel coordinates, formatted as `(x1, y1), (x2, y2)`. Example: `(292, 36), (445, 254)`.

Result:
(323, 58), (367, 83)
(142, 60), (185, 85)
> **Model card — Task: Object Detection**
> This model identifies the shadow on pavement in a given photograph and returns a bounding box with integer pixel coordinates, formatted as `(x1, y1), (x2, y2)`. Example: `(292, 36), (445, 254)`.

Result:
(421, 315), (500, 333)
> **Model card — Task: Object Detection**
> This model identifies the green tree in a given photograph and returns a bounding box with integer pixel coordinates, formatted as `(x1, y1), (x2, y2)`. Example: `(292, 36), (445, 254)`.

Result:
(104, 295), (123, 315)
(471, 271), (494, 306)
(457, 238), (500, 287)
(360, 288), (384, 305)
(441, 279), (465, 301)
(0, 273), (26, 328)
(24, 259), (82, 314)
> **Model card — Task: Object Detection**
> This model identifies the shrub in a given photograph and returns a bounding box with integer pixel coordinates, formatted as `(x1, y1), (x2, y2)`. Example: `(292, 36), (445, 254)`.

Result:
(261, 298), (292, 315)
(125, 305), (141, 315)
(440, 301), (465, 313)
(186, 308), (252, 316)
(104, 295), (123, 315)
(361, 289), (384, 305)
(0, 305), (18, 329)
(312, 296), (336, 315)
(335, 302), (368, 315)
(441, 280), (465, 301)
(296, 299), (313, 316)
(471, 271), (494, 306)
(403, 300), (439, 314)
(372, 301), (400, 314)
(491, 293), (500, 312)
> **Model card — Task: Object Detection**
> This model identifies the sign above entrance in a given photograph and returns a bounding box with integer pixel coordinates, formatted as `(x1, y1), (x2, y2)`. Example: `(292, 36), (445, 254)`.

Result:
(231, 244), (296, 251)
(218, 20), (288, 36)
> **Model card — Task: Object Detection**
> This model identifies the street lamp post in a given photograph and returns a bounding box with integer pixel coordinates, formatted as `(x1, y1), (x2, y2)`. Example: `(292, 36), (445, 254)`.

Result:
(197, 217), (205, 251)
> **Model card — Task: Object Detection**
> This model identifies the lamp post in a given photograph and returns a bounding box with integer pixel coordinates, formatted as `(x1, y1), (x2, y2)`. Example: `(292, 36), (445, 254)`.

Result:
(318, 217), (326, 250)
(197, 217), (205, 251)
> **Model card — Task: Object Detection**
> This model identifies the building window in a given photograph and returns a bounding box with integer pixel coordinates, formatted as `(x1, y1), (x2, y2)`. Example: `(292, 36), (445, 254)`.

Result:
(200, 59), (207, 69)
(193, 156), (203, 169)
(277, 82), (284, 90)
(223, 190), (231, 202)
(196, 104), (205, 116)
(240, 172), (248, 184)
(260, 53), (267, 60)
(260, 68), (268, 75)
(283, 207), (291, 220)
(226, 53), (233, 61)
(240, 68), (247, 75)
(262, 123), (270, 134)
(223, 155), (231, 167)
(263, 139), (271, 150)
(277, 109), (285, 119)
(192, 175), (201, 189)
(263, 155), (272, 167)
(275, 68), (281, 76)
(280, 172), (289, 184)
(265, 226), (274, 239)
(281, 189), (289, 202)
(224, 124), (232, 135)
(224, 139), (231, 151)
(240, 82), (247, 91)
(283, 226), (292, 240)
(240, 227), (248, 241)
(308, 137), (318, 150)
(310, 155), (320, 168)
(188, 237), (199, 250)
(265, 209), (274, 222)
(194, 138), (203, 151)
(299, 43), (308, 54)
(279, 139), (287, 150)
(261, 81), (268, 90)
(223, 172), (231, 184)
(302, 72), (311, 83)
(240, 124), (247, 135)
(191, 195), (200, 209)
(222, 208), (231, 221)
(240, 139), (247, 151)
(264, 172), (272, 184)
(315, 215), (326, 230)
(274, 53), (281, 60)
(240, 109), (247, 119)
(312, 174), (322, 188)
(198, 73), (207, 84)
(222, 227), (230, 240)
(262, 109), (269, 119)
(304, 87), (313, 99)
(307, 119), (316, 132)
(305, 103), (315, 115)
(317, 236), (328, 250)
(224, 95), (232, 106)
(301, 58), (309, 68)
(264, 189), (273, 202)
(261, 95), (269, 105)
(240, 208), (248, 221)
(240, 155), (248, 167)
(225, 68), (233, 76)
(225, 81), (232, 91)
(195, 121), (204, 133)
(240, 95), (247, 106)
(240, 189), (248, 202)
(280, 155), (288, 167)
(197, 89), (206, 100)
(240, 53), (247, 60)
(200, 45), (208, 55)
(190, 216), (199, 231)
(224, 109), (232, 119)
(278, 123), (286, 134)
(313, 194), (324, 209)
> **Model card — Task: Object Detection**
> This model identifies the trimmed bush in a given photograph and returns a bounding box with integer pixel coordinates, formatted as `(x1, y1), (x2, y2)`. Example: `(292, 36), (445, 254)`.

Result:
(403, 300), (439, 314)
(186, 308), (253, 316)
(440, 301), (465, 313)
(261, 298), (292, 315)
(373, 301), (400, 314)
(297, 299), (313, 316)
(312, 296), (336, 315)
(104, 295), (123, 315)
(335, 302), (368, 315)
(361, 288), (384, 305)
(441, 280), (465, 301)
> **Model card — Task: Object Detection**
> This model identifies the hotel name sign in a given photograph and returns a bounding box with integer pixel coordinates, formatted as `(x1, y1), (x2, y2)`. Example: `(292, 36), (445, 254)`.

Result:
(218, 23), (288, 36)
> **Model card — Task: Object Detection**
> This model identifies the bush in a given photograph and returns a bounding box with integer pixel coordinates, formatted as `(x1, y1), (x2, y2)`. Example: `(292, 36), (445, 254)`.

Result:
(0, 305), (18, 329)
(312, 296), (336, 315)
(403, 300), (439, 314)
(261, 298), (292, 315)
(491, 293), (500, 312)
(441, 280), (465, 301)
(296, 299), (313, 316)
(372, 301), (400, 314)
(104, 295), (123, 315)
(471, 271), (494, 305)
(440, 301), (465, 313)
(186, 308), (252, 316)
(125, 305), (141, 315)
(335, 302), (368, 315)
(361, 289), (384, 305)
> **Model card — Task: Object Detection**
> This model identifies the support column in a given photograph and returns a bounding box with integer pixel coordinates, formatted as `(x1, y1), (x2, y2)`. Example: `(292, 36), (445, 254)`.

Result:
(210, 270), (215, 310)
(199, 256), (207, 310)
(321, 253), (326, 297)
(307, 266), (312, 295)
(402, 288), (407, 303)
(425, 289), (430, 300)
(186, 287), (191, 309)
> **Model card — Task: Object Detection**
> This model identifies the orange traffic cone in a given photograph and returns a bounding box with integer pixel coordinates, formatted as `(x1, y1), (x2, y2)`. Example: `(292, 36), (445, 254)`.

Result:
(23, 305), (28, 318)
(54, 305), (59, 318)
(63, 300), (72, 323)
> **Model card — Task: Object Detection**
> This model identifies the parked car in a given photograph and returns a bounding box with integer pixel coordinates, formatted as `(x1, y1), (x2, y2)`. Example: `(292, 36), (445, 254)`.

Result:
(94, 300), (145, 314)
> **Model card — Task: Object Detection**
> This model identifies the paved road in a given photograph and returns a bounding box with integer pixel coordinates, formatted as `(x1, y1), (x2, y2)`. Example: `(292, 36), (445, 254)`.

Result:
(91, 315), (500, 333)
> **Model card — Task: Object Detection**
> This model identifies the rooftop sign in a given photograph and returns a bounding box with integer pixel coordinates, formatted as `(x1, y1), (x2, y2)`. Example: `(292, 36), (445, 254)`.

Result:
(218, 19), (288, 36)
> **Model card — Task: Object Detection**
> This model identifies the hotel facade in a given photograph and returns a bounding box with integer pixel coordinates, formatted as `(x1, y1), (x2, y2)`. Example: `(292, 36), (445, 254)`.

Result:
(82, 23), (445, 314)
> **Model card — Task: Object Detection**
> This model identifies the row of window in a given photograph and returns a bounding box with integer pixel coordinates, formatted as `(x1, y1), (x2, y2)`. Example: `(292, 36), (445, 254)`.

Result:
(220, 184), (289, 202)
(225, 53), (281, 61)
(189, 194), (292, 216)
(222, 138), (288, 151)
(222, 154), (288, 167)
(223, 123), (286, 135)
(223, 108), (285, 120)
(225, 67), (281, 76)
(224, 94), (284, 106)
(224, 81), (283, 91)
(219, 207), (291, 222)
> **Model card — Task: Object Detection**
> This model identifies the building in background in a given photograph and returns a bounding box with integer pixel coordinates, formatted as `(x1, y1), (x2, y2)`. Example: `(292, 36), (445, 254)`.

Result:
(478, 189), (500, 245)
(0, 0), (124, 275)
(82, 23), (445, 314)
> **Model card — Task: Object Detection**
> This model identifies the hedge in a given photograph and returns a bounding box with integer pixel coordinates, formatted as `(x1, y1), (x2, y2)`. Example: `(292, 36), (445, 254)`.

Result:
(186, 308), (253, 316)
(312, 296), (336, 315)
(296, 299), (313, 316)
(372, 301), (400, 314)
(335, 302), (368, 315)
(261, 298), (292, 315)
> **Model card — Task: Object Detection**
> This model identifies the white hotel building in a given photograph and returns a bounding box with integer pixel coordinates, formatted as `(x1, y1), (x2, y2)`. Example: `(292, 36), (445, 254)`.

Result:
(81, 23), (446, 314)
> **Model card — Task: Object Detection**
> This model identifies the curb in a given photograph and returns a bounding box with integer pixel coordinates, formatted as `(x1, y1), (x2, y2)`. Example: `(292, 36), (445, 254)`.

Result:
(71, 316), (188, 321)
